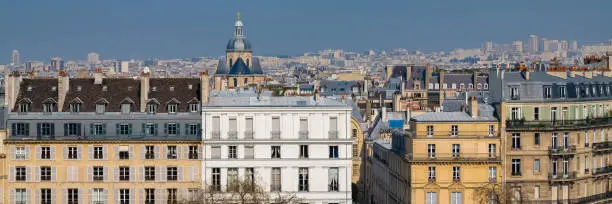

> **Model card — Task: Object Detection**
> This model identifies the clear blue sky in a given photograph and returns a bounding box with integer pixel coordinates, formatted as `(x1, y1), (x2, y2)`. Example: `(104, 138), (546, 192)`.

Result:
(1, 0), (611, 63)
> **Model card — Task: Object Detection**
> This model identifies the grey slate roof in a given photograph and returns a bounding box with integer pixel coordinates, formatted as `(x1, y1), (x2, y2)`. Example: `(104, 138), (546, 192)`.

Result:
(228, 57), (252, 75)
(206, 91), (349, 108)
(320, 80), (360, 96)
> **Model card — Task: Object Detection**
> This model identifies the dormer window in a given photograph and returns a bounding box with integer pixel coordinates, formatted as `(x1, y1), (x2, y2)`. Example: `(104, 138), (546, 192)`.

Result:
(168, 104), (177, 114)
(460, 83), (465, 90)
(468, 84), (474, 89)
(189, 104), (199, 112)
(70, 103), (80, 113)
(147, 104), (157, 114)
(43, 103), (55, 113)
(559, 86), (566, 98)
(19, 103), (30, 113)
(544, 87), (552, 98)
(484, 83), (489, 90)
(511, 87), (520, 100)
(477, 83), (482, 89)
(121, 104), (131, 114)
(96, 104), (106, 114)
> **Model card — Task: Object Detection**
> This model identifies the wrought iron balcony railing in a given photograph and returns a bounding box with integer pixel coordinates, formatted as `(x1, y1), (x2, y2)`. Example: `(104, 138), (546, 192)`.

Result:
(506, 117), (612, 130)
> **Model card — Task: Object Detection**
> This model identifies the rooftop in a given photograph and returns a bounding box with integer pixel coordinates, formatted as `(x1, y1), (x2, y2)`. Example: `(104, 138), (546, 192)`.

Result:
(205, 90), (350, 108)
(411, 111), (497, 122)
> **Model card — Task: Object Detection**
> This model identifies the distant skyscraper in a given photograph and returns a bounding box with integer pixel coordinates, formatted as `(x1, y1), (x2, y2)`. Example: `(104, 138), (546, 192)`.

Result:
(512, 41), (523, 54)
(528, 35), (538, 54)
(560, 40), (569, 52)
(570, 40), (578, 51)
(121, 61), (129, 73)
(11, 50), (20, 66)
(482, 41), (493, 53)
(25, 61), (32, 72)
(50, 57), (64, 71)
(88, 52), (100, 65)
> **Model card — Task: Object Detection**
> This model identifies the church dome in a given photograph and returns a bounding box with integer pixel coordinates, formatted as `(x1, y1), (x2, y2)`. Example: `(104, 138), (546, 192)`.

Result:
(226, 38), (252, 51)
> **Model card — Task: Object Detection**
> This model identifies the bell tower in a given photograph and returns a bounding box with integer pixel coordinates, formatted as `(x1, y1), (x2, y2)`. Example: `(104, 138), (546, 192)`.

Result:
(226, 12), (253, 69)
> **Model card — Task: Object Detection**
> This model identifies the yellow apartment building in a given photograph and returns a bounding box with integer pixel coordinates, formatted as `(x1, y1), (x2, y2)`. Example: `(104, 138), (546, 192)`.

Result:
(408, 99), (501, 204)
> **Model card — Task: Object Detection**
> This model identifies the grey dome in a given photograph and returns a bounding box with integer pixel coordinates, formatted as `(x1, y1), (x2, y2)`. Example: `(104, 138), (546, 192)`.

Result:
(226, 38), (252, 51)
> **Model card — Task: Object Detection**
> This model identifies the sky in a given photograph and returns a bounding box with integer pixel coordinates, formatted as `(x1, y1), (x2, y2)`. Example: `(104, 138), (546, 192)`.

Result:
(1, 0), (611, 63)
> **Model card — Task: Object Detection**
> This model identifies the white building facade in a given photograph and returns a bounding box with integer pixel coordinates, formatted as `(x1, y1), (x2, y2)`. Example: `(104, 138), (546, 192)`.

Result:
(202, 92), (353, 203)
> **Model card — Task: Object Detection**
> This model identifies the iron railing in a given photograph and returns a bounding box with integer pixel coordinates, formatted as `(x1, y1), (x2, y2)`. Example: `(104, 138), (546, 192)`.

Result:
(328, 130), (339, 139)
(413, 131), (499, 139)
(270, 131), (281, 139)
(244, 131), (254, 139)
(407, 153), (501, 162)
(506, 117), (612, 130)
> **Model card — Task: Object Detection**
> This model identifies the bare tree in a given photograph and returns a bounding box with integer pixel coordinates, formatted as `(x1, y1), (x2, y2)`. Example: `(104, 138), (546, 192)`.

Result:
(473, 183), (526, 204)
(179, 178), (303, 204)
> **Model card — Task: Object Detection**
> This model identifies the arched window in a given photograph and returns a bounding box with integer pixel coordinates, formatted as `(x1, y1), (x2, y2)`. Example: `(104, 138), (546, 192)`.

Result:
(233, 78), (238, 88)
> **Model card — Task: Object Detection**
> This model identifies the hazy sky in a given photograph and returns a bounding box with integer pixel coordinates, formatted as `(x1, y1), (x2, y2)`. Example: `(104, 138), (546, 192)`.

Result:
(1, 0), (611, 63)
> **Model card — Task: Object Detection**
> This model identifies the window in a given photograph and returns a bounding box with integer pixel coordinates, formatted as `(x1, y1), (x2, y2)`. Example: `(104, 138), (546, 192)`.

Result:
(426, 125), (434, 137)
(428, 144), (436, 158)
(167, 146), (177, 159)
(544, 87), (552, 98)
(40, 146), (51, 159)
(488, 125), (495, 136)
(228, 146), (237, 159)
(488, 144), (496, 158)
(40, 166), (51, 181)
(352, 129), (357, 138)
(93, 166), (104, 181)
(533, 159), (540, 173)
(560, 86), (567, 98)
(12, 123), (29, 136)
(452, 83), (457, 89)
(70, 103), (81, 113)
(300, 145), (309, 158)
(452, 166), (460, 181)
(15, 146), (26, 160)
(511, 133), (521, 149)
(489, 167), (497, 181)
(245, 168), (254, 184)
(212, 168), (221, 191)
(244, 146), (254, 159)
(328, 167), (339, 192)
(188, 124), (199, 136)
(511, 87), (519, 99)
(563, 132), (570, 148)
(329, 146), (339, 158)
(147, 103), (157, 113)
(167, 189), (177, 204)
(552, 160), (558, 176)
(460, 83), (465, 90)
(145, 189), (155, 204)
(426, 192), (438, 204)
(41, 188), (52, 204)
(428, 166), (436, 181)
(188, 146), (198, 159)
(245, 117), (254, 139)
(189, 104), (198, 112)
(168, 104), (177, 113)
(227, 168), (238, 190)
(228, 118), (237, 139)
(271, 167), (281, 192)
(15, 166), (26, 181)
(144, 123), (157, 136)
(92, 188), (104, 204)
(451, 125), (459, 136)
(119, 146), (129, 160)
(39, 123), (54, 136)
(167, 167), (178, 181)
(211, 146), (221, 159)
(452, 144), (460, 158)
(352, 144), (358, 157)
(534, 186), (540, 200)
(585, 131), (590, 147)
(511, 107), (521, 120)
(121, 103), (131, 114)
(145, 146), (155, 159)
(144, 166), (155, 181)
(92, 123), (105, 136)
(271, 117), (281, 139)
(451, 192), (463, 204)
(552, 132), (558, 149)
(512, 159), (521, 176)
(15, 188), (27, 204)
(298, 168), (309, 192)
(62, 123), (80, 137)
(119, 189), (130, 204)
(534, 107), (540, 121)
(469, 83), (474, 89)
(271, 146), (281, 158)
(96, 104), (105, 114)
(166, 123), (177, 136)
(119, 166), (130, 181)
(67, 189), (79, 204)
(299, 118), (309, 139)
(19, 103), (30, 113)
(534, 133), (540, 145)
(563, 159), (569, 176)
(118, 124), (130, 136)
(93, 146), (104, 159)
(329, 117), (338, 139)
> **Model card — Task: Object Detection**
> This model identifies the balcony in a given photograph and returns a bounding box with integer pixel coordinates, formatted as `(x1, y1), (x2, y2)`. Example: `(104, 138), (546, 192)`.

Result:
(489, 178), (497, 183)
(228, 131), (238, 140)
(592, 141), (612, 154)
(244, 131), (254, 139)
(406, 153), (501, 163)
(270, 131), (281, 140)
(328, 130), (339, 139)
(414, 131), (499, 139)
(548, 171), (577, 183)
(506, 117), (612, 131)
(428, 177), (436, 183)
(211, 131), (220, 140)
(298, 130), (309, 139)
(548, 145), (577, 157)
(592, 166), (612, 176)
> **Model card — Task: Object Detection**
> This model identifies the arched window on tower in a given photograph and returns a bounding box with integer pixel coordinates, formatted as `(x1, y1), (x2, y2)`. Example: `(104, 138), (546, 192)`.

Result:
(229, 59), (233, 67)
(246, 59), (250, 67)
(233, 78), (238, 88)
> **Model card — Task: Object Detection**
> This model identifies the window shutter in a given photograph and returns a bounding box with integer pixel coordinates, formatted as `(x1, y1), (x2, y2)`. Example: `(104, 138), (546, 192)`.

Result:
(10, 145), (15, 160)
(103, 144), (108, 160)
(89, 124), (94, 136)
(36, 145), (41, 160)
(128, 124), (133, 135)
(26, 166), (31, 181)
(103, 189), (109, 204)
(177, 124), (181, 135)
(78, 189), (84, 204)
(25, 146), (30, 159)
(114, 145), (119, 160)
(176, 146), (182, 159)
(160, 166), (167, 182)
(34, 189), (40, 204)
(164, 123), (168, 135)
(183, 147), (189, 160)
(130, 188), (135, 204)
(63, 189), (67, 204)
(114, 167), (119, 182)
(25, 124), (30, 136)
(50, 146), (56, 160)
(129, 145), (134, 160)
(50, 124), (55, 136)
(88, 146), (93, 160)
(114, 189), (119, 204)
(63, 145), (68, 160)
(139, 166), (144, 181)
(8, 165), (14, 182)
(103, 167), (109, 182)
(11, 123), (16, 136)
(129, 167), (135, 181)
(33, 166), (39, 182)
(51, 166), (57, 181)
(77, 145), (82, 160)
(139, 189), (144, 204)
(186, 166), (193, 181)
(87, 166), (92, 181)
(154, 124), (159, 136)
(64, 123), (69, 136)
(116, 124), (120, 136)
(154, 146), (160, 160)
(37, 123), (41, 137)
(140, 145), (145, 160)
(178, 166), (183, 181)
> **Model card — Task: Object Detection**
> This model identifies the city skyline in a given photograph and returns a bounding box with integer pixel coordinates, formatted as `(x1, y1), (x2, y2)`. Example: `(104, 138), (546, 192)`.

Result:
(1, 0), (612, 64)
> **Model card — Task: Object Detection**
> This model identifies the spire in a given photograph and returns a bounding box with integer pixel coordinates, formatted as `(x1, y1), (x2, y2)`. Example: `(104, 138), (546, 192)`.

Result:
(237, 12), (241, 21)
(234, 12), (244, 37)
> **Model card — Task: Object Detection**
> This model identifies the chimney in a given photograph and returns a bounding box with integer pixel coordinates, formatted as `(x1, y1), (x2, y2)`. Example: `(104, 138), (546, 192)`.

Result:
(382, 108), (387, 122)
(313, 89), (320, 102)
(93, 68), (104, 84)
(473, 70), (479, 88)
(200, 72), (210, 104)
(405, 65), (412, 83)
(439, 71), (445, 90)
(140, 71), (150, 112)
(523, 70), (530, 81)
(425, 64), (432, 89)
(607, 51), (612, 70)
(5, 71), (22, 111)
(362, 79), (369, 97)
(501, 70), (505, 80)
(341, 95), (345, 103)
(469, 96), (479, 117)
(366, 100), (372, 122)
(393, 93), (401, 112)
(57, 71), (70, 112)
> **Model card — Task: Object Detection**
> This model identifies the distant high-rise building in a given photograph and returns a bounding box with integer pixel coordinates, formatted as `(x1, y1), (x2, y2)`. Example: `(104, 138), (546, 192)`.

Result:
(11, 50), (20, 66)
(50, 57), (64, 71)
(570, 40), (578, 51)
(25, 61), (32, 72)
(540, 37), (548, 52)
(121, 61), (129, 73)
(512, 41), (523, 54)
(560, 40), (569, 52)
(528, 35), (538, 54)
(482, 41), (493, 53)
(88, 52), (100, 65)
